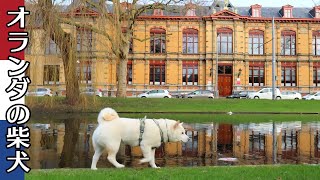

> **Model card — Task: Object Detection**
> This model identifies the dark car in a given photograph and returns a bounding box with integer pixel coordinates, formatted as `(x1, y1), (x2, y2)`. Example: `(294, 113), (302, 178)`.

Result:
(226, 90), (255, 99)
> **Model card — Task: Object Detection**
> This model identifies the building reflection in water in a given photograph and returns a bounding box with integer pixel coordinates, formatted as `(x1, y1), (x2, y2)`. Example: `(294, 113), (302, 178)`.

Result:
(26, 120), (320, 169)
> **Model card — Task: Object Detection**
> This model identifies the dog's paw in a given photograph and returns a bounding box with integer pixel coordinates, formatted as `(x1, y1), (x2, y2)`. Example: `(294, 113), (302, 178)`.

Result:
(116, 164), (125, 168)
(91, 167), (98, 170)
(152, 166), (160, 169)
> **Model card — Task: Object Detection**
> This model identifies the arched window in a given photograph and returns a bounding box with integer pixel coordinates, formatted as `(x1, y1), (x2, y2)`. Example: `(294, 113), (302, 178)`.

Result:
(217, 28), (233, 54)
(183, 28), (198, 54)
(281, 30), (296, 55)
(150, 28), (166, 54)
(248, 30), (264, 55)
(313, 31), (320, 56)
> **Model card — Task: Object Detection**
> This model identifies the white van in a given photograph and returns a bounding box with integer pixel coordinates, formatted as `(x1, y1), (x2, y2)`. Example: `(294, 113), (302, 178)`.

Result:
(247, 88), (281, 99)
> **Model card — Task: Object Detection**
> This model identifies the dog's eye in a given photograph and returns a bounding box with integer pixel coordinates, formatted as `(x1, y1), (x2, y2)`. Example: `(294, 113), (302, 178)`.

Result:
(181, 132), (184, 134)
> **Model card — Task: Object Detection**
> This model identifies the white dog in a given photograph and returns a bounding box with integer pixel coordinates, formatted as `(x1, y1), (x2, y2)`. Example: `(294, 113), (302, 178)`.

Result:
(91, 107), (189, 169)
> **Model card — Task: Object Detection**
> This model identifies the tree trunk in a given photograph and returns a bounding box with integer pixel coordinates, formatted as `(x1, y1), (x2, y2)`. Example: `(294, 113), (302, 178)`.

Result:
(61, 34), (80, 105)
(39, 0), (80, 105)
(59, 118), (80, 168)
(116, 58), (128, 97)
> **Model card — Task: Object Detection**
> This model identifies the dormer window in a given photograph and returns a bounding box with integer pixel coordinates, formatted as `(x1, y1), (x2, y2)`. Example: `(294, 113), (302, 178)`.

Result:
(253, 9), (259, 17)
(316, 10), (320, 18)
(282, 5), (293, 18)
(284, 9), (291, 17)
(314, 6), (320, 18)
(185, 3), (196, 16)
(250, 4), (261, 17)
(120, 2), (131, 11)
(186, 9), (196, 16)
(153, 9), (163, 16)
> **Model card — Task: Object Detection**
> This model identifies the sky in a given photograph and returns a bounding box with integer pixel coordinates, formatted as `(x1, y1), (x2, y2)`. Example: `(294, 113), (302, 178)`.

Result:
(231, 0), (318, 7)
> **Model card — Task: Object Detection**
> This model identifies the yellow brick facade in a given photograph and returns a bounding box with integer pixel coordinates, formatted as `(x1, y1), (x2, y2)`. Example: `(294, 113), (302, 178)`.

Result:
(26, 6), (320, 96)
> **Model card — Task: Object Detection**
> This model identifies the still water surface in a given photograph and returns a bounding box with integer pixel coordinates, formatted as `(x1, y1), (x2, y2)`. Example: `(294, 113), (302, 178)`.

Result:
(27, 116), (320, 169)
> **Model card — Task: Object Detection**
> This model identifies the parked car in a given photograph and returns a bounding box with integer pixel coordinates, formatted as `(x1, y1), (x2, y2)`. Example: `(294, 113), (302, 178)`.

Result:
(137, 89), (172, 98)
(281, 91), (302, 100)
(80, 87), (103, 97)
(302, 92), (320, 100)
(26, 88), (54, 97)
(171, 91), (189, 98)
(181, 90), (214, 99)
(247, 88), (281, 99)
(226, 90), (256, 99)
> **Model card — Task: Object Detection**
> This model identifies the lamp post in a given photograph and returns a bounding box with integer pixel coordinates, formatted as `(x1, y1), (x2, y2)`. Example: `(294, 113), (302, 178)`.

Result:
(215, 39), (219, 98)
(272, 17), (276, 100)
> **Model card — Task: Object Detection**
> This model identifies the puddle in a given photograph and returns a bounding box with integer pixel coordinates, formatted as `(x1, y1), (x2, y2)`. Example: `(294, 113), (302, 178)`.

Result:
(26, 118), (320, 169)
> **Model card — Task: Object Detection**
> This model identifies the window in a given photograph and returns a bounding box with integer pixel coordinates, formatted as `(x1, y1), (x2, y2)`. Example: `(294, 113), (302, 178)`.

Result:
(153, 9), (163, 16)
(249, 62), (264, 86)
(182, 61), (198, 85)
(127, 61), (132, 85)
(43, 65), (59, 85)
(77, 28), (93, 52)
(183, 29), (198, 54)
(45, 39), (60, 55)
(281, 129), (298, 159)
(284, 9), (292, 18)
(315, 130), (320, 158)
(281, 31), (296, 56)
(248, 30), (264, 55)
(281, 62), (296, 87)
(217, 28), (233, 54)
(218, 65), (232, 74)
(129, 38), (133, 54)
(316, 10), (320, 18)
(314, 62), (320, 86)
(25, 31), (32, 55)
(313, 31), (320, 56)
(249, 131), (265, 156)
(186, 9), (196, 16)
(252, 9), (260, 17)
(150, 28), (166, 54)
(77, 61), (92, 84)
(149, 61), (165, 85)
(25, 65), (30, 78)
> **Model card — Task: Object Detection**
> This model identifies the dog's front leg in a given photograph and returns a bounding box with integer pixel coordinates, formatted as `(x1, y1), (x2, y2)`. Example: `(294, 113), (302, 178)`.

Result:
(149, 148), (160, 168)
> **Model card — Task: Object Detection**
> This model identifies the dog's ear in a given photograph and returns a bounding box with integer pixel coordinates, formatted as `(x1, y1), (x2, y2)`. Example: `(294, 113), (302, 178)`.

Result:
(180, 122), (184, 126)
(173, 120), (180, 129)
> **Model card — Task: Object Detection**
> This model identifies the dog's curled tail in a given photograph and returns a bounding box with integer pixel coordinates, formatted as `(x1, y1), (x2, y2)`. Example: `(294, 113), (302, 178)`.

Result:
(98, 107), (119, 124)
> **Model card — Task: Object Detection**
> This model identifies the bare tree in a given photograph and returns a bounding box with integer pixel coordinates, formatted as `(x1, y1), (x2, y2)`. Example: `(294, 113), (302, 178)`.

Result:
(27, 0), (185, 99)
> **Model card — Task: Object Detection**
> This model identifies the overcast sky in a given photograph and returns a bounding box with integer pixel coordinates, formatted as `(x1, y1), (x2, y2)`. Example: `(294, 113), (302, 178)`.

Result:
(231, 0), (318, 7)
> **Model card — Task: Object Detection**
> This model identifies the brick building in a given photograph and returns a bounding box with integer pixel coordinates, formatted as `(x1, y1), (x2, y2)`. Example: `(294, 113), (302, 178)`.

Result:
(26, 0), (320, 96)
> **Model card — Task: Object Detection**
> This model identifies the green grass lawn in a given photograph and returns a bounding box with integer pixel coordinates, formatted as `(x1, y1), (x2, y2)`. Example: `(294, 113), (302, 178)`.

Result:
(26, 165), (320, 180)
(30, 113), (320, 124)
(27, 97), (320, 114)
(28, 97), (320, 123)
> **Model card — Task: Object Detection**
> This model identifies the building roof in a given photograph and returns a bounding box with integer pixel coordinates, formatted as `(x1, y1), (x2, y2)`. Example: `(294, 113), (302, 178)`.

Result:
(237, 7), (313, 18)
(63, 0), (317, 19)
